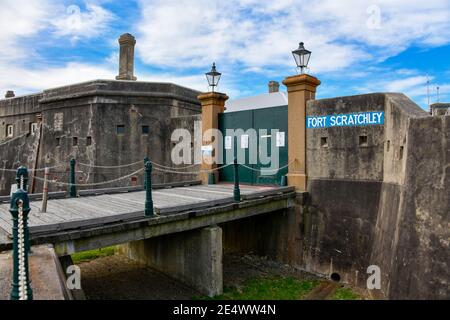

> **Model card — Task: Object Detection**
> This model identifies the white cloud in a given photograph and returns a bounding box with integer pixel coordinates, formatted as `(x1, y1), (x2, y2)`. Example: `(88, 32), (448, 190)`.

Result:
(0, 0), (117, 95)
(0, 0), (53, 60)
(0, 62), (116, 95)
(135, 0), (450, 73)
(51, 3), (116, 42)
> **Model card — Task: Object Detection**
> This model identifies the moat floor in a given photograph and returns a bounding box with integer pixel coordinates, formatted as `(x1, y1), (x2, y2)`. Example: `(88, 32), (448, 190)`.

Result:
(77, 253), (322, 300)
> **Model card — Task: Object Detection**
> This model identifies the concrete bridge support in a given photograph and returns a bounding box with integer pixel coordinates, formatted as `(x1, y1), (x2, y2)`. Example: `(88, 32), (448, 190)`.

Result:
(118, 226), (223, 297)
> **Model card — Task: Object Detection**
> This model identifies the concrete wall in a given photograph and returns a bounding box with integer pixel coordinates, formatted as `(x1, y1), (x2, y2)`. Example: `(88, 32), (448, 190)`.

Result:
(0, 80), (202, 195)
(119, 226), (223, 297)
(302, 93), (449, 299)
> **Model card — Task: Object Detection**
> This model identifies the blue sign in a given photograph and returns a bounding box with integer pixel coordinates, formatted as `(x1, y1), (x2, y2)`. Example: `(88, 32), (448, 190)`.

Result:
(306, 111), (384, 129)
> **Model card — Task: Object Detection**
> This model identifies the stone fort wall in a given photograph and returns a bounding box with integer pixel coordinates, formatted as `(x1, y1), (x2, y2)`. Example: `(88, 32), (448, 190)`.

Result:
(0, 80), (202, 195)
(303, 93), (448, 299)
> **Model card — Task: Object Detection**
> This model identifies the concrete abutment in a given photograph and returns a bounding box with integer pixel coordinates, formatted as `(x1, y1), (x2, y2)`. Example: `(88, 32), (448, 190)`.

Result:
(118, 226), (223, 297)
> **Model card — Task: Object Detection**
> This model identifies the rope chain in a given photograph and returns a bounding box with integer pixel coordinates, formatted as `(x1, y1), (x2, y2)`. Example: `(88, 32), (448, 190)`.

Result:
(17, 200), (28, 300)
(32, 167), (145, 187)
(238, 159), (295, 173)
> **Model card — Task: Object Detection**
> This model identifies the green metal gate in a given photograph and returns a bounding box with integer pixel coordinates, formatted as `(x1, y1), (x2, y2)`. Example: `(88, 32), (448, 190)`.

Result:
(218, 105), (288, 185)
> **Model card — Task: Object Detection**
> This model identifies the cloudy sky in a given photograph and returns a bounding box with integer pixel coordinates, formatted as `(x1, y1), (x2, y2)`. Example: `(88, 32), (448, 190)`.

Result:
(1, 0), (450, 109)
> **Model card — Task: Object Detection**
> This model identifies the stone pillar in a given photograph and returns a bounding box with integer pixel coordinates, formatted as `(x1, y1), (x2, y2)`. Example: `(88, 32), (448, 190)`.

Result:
(268, 81), (280, 93)
(118, 226), (223, 297)
(197, 92), (228, 184)
(115, 33), (137, 81)
(282, 74), (320, 191)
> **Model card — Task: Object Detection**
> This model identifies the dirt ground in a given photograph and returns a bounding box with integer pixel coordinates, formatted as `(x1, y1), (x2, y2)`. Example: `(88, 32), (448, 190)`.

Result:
(77, 253), (322, 300)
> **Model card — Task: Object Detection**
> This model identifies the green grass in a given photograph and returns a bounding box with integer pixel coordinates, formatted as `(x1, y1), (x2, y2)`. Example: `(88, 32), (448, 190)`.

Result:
(204, 276), (319, 300)
(71, 246), (116, 264)
(330, 286), (361, 300)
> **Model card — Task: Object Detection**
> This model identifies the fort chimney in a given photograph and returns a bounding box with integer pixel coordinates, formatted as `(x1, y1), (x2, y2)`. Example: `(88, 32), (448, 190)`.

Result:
(116, 33), (137, 81)
(5, 91), (15, 98)
(268, 81), (280, 93)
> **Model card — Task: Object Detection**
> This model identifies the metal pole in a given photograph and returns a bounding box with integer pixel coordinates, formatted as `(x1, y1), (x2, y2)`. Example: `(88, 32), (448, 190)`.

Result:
(10, 188), (33, 300)
(69, 159), (76, 198)
(15, 166), (28, 191)
(233, 157), (240, 202)
(41, 167), (49, 213)
(144, 156), (149, 190)
(144, 160), (154, 216)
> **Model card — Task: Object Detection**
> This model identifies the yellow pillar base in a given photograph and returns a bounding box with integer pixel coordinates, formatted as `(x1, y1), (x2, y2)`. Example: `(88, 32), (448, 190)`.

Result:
(198, 92), (229, 185)
(287, 173), (307, 191)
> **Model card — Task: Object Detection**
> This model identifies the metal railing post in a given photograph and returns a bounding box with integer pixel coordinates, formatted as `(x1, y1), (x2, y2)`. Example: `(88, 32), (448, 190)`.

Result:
(233, 157), (241, 202)
(144, 156), (149, 190)
(69, 159), (77, 198)
(144, 160), (154, 216)
(41, 167), (49, 213)
(10, 187), (33, 300)
(15, 166), (28, 191)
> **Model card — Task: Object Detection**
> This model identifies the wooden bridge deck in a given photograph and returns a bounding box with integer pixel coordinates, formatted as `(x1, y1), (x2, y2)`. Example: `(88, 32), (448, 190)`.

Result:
(0, 183), (296, 255)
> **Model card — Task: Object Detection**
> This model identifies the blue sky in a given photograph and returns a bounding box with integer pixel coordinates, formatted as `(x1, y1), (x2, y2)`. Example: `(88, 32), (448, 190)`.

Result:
(1, 0), (450, 110)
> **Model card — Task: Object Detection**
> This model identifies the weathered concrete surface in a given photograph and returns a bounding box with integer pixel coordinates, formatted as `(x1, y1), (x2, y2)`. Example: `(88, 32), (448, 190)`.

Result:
(303, 93), (449, 299)
(0, 129), (40, 193)
(0, 80), (202, 195)
(118, 226), (223, 297)
(222, 193), (307, 266)
(0, 245), (68, 300)
(307, 93), (385, 181)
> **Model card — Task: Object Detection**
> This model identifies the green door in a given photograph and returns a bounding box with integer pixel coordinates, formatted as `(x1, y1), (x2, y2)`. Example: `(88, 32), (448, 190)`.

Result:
(218, 105), (288, 185)
(253, 105), (288, 185)
(218, 110), (254, 184)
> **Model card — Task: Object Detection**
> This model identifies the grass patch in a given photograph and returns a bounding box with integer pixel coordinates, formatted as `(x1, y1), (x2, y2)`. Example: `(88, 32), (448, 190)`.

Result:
(330, 286), (361, 300)
(204, 276), (319, 300)
(71, 246), (116, 264)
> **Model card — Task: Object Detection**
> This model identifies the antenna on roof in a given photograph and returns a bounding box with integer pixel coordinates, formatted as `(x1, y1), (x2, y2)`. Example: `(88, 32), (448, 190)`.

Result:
(436, 86), (440, 103)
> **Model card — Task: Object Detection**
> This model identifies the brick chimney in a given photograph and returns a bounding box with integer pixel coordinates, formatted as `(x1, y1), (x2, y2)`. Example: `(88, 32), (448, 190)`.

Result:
(5, 91), (15, 98)
(268, 81), (279, 93)
(116, 33), (137, 81)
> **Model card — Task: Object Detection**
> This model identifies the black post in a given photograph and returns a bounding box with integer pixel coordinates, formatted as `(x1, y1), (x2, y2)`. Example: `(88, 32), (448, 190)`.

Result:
(144, 156), (149, 190)
(15, 166), (28, 191)
(69, 159), (76, 198)
(233, 157), (240, 202)
(144, 160), (154, 216)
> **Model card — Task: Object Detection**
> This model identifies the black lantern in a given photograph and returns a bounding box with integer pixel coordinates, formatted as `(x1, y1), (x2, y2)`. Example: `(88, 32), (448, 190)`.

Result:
(292, 42), (311, 74)
(205, 62), (221, 92)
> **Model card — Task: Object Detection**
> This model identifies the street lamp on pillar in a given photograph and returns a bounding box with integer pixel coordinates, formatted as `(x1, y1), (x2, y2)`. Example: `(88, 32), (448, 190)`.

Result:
(205, 62), (221, 92)
(283, 41), (321, 191)
(292, 42), (311, 74)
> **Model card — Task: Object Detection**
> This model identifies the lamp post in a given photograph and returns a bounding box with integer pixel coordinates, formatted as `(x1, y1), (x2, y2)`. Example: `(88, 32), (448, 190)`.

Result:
(205, 62), (221, 92)
(292, 42), (311, 74)
(283, 42), (320, 191)
(198, 63), (228, 184)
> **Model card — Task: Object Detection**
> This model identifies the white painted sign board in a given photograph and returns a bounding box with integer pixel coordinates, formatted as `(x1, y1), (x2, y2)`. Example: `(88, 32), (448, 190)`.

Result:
(241, 135), (249, 149)
(224, 136), (232, 150)
(276, 132), (285, 147)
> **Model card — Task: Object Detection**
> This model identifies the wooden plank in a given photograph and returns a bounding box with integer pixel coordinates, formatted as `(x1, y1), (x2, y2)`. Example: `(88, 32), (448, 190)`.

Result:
(156, 197), (236, 215)
(0, 191), (66, 204)
(110, 191), (198, 208)
(240, 186), (295, 200)
(178, 186), (233, 195)
(28, 209), (146, 235)
(77, 180), (202, 197)
(156, 188), (226, 200)
(153, 190), (208, 201)
(153, 180), (201, 189)
(0, 216), (11, 234)
(78, 186), (144, 196)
